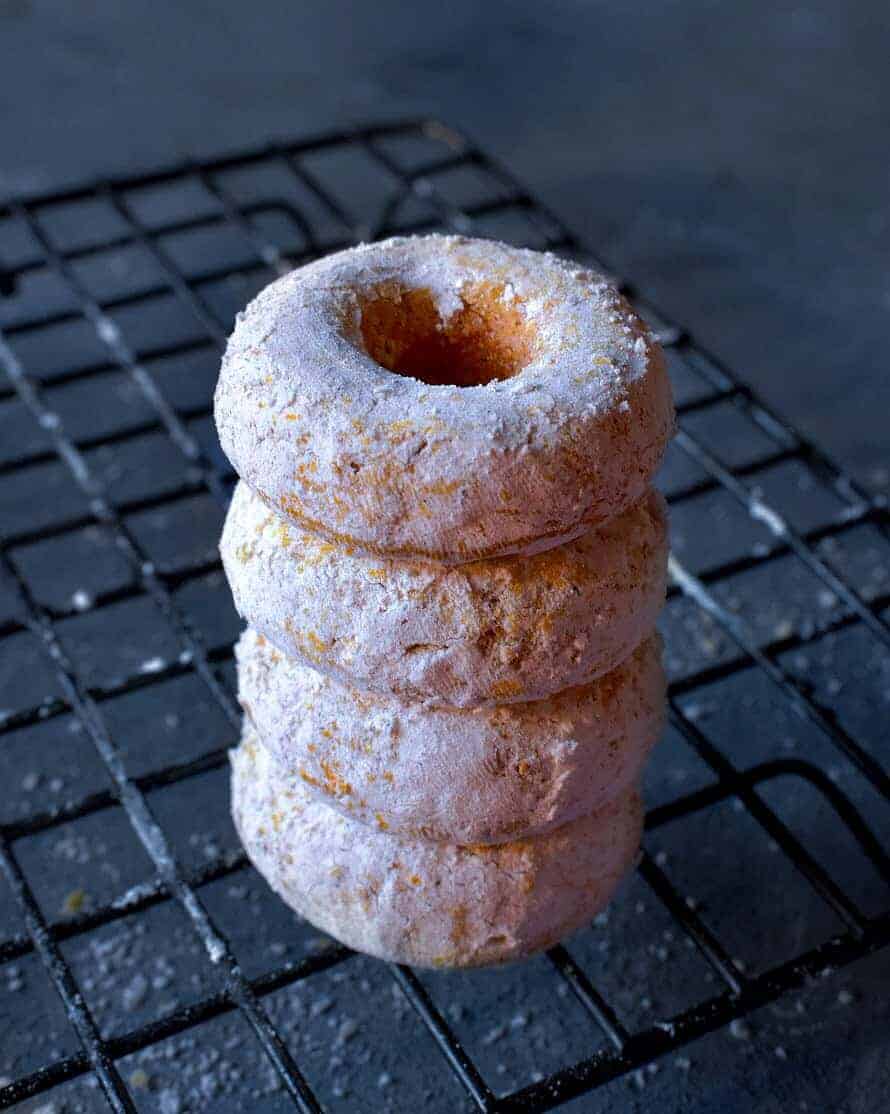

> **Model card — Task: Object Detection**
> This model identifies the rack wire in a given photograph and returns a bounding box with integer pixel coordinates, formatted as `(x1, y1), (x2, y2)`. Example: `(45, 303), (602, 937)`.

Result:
(0, 119), (887, 1112)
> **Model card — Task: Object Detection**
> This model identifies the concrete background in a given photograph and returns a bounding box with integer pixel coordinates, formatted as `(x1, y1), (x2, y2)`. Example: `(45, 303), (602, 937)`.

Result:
(0, 0), (887, 493)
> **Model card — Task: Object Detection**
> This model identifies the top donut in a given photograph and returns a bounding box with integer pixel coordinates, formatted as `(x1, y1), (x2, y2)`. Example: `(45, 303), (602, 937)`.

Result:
(215, 235), (674, 562)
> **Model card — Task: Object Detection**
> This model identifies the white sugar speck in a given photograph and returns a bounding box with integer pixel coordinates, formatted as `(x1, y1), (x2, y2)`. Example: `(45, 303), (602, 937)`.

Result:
(71, 590), (93, 611)
(749, 498), (787, 537)
(335, 1018), (358, 1045)
(122, 972), (149, 1010)
(97, 318), (121, 345)
(206, 937), (226, 964)
(773, 618), (794, 640)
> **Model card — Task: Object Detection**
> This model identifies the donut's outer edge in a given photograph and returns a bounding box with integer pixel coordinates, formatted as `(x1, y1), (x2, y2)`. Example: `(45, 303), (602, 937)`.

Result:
(214, 234), (675, 562)
(222, 481), (669, 707)
(231, 729), (644, 968)
(236, 628), (665, 846)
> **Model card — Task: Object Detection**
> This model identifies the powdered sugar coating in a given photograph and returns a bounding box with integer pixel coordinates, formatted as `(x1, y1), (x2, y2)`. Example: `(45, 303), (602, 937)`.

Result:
(237, 628), (664, 845)
(222, 482), (668, 706)
(232, 729), (643, 967)
(214, 235), (674, 562)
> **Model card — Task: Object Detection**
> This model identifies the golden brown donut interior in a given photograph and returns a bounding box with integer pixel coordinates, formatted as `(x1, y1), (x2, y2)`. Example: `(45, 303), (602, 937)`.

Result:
(359, 281), (536, 387)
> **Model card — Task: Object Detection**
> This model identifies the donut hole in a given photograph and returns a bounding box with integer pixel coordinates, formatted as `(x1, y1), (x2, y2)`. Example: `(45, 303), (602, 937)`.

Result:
(359, 283), (535, 387)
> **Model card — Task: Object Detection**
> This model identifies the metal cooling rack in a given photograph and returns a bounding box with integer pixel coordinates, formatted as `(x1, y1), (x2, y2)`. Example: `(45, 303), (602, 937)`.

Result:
(0, 119), (887, 1113)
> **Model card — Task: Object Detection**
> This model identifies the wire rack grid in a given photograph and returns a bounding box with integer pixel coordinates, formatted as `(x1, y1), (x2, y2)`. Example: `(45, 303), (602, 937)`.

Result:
(0, 119), (887, 1113)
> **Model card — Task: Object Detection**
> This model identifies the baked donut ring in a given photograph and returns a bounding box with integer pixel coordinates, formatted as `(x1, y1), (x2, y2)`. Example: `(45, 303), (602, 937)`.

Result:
(232, 730), (643, 968)
(236, 629), (664, 845)
(215, 235), (674, 562)
(222, 482), (667, 707)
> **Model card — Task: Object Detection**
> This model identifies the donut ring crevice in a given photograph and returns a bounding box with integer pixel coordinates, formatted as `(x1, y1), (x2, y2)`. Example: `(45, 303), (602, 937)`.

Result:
(358, 280), (537, 387)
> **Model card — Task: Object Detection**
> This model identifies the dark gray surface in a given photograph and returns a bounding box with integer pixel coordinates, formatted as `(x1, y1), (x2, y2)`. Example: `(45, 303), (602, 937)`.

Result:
(0, 0), (887, 493)
(0, 4), (888, 1113)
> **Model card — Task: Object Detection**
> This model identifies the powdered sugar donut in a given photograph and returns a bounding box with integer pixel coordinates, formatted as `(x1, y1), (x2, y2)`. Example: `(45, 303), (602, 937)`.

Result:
(237, 629), (664, 845)
(232, 730), (643, 967)
(215, 235), (674, 562)
(222, 482), (667, 707)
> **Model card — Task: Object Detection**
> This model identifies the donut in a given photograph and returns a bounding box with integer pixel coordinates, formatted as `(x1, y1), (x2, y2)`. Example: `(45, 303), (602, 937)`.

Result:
(231, 730), (643, 967)
(236, 628), (664, 845)
(221, 482), (668, 707)
(214, 234), (674, 562)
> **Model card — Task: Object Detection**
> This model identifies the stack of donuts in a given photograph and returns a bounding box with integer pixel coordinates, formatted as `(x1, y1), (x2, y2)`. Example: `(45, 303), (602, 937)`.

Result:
(215, 235), (674, 968)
